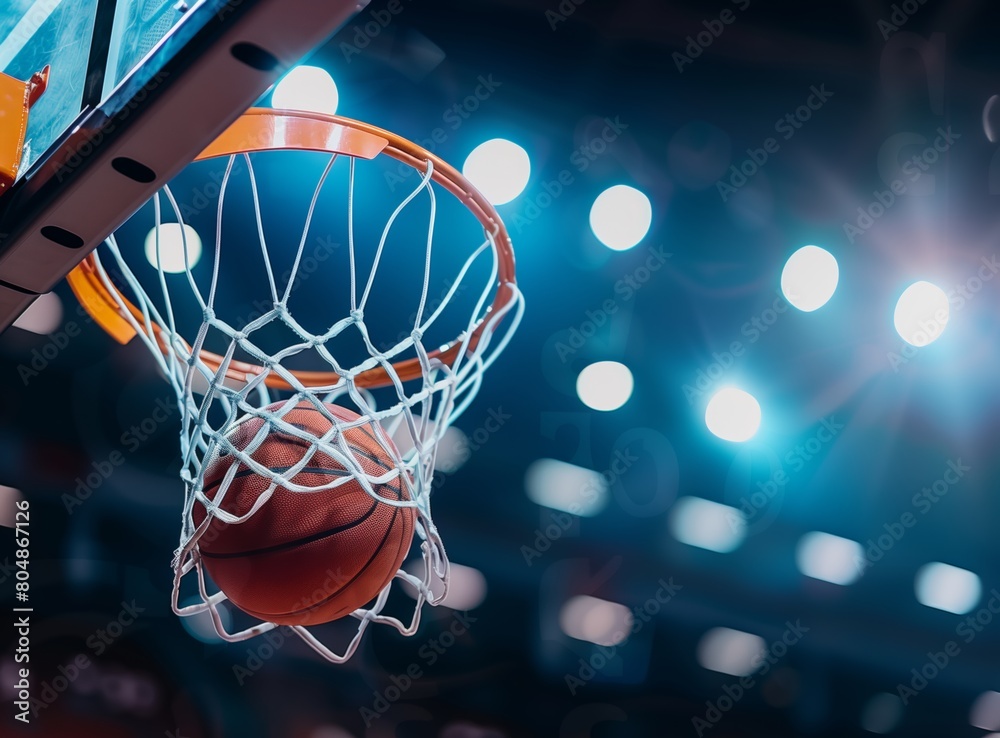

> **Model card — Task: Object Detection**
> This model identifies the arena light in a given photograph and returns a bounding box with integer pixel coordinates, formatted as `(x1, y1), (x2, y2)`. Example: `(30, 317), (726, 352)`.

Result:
(669, 496), (745, 553)
(402, 560), (487, 611)
(795, 531), (864, 585)
(272, 65), (339, 115)
(576, 361), (633, 411)
(462, 138), (531, 205)
(697, 627), (765, 676)
(705, 387), (761, 442)
(780, 245), (839, 312)
(589, 185), (652, 251)
(894, 281), (949, 347)
(971, 692), (1000, 731)
(144, 223), (203, 273)
(915, 562), (981, 614)
(560, 595), (633, 647)
(525, 458), (608, 517)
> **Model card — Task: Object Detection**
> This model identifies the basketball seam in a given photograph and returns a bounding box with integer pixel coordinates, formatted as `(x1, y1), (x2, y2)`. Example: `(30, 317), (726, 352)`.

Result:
(199, 496), (381, 559)
(269, 486), (405, 618)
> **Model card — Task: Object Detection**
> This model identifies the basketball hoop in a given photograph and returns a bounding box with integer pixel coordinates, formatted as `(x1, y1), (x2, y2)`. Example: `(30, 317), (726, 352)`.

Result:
(67, 108), (523, 663)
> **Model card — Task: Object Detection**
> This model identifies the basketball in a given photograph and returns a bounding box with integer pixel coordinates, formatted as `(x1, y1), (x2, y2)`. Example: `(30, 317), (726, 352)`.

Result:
(193, 401), (415, 626)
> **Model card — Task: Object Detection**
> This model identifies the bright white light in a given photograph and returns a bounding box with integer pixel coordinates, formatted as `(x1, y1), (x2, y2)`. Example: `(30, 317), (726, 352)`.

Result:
(971, 692), (1000, 731)
(402, 560), (487, 611)
(894, 281), (949, 347)
(705, 387), (761, 442)
(272, 65), (339, 115)
(462, 139), (531, 205)
(861, 693), (904, 734)
(697, 627), (765, 676)
(12, 292), (62, 335)
(780, 245), (839, 312)
(915, 562), (981, 614)
(589, 185), (652, 251)
(144, 224), (203, 273)
(669, 496), (745, 553)
(560, 595), (633, 647)
(795, 531), (864, 585)
(525, 458), (608, 517)
(576, 361), (633, 411)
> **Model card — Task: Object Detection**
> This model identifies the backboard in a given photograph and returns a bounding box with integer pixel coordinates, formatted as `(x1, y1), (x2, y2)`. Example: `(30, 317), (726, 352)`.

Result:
(0, 0), (368, 332)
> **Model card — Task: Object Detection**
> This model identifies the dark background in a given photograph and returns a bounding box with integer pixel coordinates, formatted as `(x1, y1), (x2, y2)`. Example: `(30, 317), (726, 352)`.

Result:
(3, 0), (1000, 736)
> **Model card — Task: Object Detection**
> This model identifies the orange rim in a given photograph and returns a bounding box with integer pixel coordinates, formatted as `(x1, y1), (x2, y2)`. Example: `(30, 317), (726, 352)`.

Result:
(68, 109), (518, 390)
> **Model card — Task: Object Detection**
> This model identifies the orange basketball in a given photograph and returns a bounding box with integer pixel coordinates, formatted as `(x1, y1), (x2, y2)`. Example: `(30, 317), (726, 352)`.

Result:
(193, 401), (414, 625)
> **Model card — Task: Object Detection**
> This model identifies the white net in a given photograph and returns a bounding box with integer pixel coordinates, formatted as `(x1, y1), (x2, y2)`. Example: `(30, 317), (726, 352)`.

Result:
(82, 135), (523, 663)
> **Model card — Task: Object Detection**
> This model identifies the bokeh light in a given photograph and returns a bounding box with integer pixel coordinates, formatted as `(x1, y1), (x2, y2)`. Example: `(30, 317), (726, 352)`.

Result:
(915, 562), (981, 614)
(894, 281), (949, 347)
(697, 627), (765, 676)
(271, 65), (339, 114)
(970, 692), (1000, 731)
(705, 387), (761, 442)
(669, 496), (745, 553)
(780, 245), (839, 312)
(560, 595), (633, 647)
(589, 184), (652, 251)
(525, 458), (608, 517)
(145, 223), (203, 273)
(462, 138), (531, 205)
(576, 360), (633, 411)
(795, 531), (864, 585)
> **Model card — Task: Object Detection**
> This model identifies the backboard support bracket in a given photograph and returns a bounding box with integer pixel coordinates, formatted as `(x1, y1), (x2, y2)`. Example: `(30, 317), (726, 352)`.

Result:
(0, 0), (369, 333)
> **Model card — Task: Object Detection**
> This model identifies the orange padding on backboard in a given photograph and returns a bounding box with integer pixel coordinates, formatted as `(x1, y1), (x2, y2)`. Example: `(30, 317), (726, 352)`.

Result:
(0, 67), (49, 193)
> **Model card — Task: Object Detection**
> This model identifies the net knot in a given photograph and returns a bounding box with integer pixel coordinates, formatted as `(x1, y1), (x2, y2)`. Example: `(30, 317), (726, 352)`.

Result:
(350, 309), (364, 323)
(410, 328), (424, 343)
(202, 306), (216, 323)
